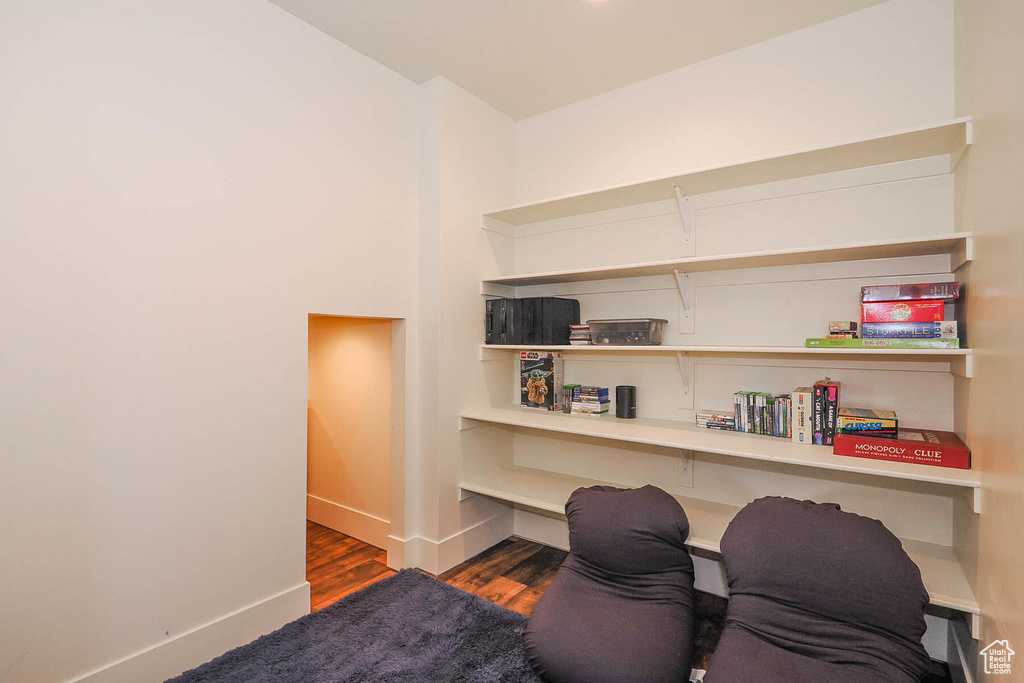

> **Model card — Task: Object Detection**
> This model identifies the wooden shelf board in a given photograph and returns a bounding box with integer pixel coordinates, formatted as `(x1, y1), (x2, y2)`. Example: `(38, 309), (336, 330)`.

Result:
(480, 343), (971, 358)
(484, 118), (972, 227)
(459, 407), (980, 490)
(458, 469), (733, 553)
(483, 233), (972, 286)
(459, 473), (978, 614)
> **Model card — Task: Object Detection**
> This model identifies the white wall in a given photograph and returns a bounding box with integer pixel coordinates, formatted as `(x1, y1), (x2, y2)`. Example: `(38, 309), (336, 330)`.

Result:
(515, 0), (954, 203)
(0, 2), (419, 682)
(307, 316), (393, 549)
(954, 0), (1024, 667)
(416, 78), (518, 573)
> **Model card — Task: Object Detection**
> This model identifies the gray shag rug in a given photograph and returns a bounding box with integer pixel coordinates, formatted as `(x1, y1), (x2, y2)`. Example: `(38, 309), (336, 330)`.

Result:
(165, 569), (544, 683)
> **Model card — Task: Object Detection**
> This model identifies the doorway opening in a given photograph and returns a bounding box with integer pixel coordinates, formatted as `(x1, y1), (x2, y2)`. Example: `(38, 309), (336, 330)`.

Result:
(306, 314), (397, 607)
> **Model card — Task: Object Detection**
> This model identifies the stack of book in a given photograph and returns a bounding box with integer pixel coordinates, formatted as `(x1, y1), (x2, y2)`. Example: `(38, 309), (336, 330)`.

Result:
(696, 410), (736, 431)
(784, 379), (842, 446)
(569, 324), (592, 345)
(807, 282), (961, 349)
(570, 385), (610, 416)
(732, 392), (792, 438)
(826, 321), (858, 339)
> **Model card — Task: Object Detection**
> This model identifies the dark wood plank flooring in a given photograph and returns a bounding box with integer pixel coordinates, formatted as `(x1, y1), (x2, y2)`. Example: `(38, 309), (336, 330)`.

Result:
(306, 521), (952, 679)
(306, 521), (563, 614)
(306, 520), (394, 611)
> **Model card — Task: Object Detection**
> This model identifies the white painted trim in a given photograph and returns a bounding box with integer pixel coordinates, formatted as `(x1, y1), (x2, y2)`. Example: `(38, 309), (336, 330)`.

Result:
(437, 511), (514, 574)
(306, 494), (390, 550)
(385, 511), (513, 575)
(69, 582), (309, 683)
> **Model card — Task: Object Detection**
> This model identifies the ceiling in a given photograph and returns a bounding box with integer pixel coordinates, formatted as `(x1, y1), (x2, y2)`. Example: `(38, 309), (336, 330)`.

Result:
(267, 0), (886, 121)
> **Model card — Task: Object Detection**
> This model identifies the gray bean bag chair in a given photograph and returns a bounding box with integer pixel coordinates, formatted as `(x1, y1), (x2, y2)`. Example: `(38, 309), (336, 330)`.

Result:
(704, 496), (932, 683)
(525, 485), (696, 683)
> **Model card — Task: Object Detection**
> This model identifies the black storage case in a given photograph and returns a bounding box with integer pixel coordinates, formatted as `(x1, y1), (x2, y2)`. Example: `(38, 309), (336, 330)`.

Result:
(485, 297), (579, 345)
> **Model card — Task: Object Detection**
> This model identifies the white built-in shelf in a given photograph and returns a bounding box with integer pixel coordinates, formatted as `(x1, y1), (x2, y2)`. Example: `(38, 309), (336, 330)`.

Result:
(480, 344), (973, 378)
(482, 233), (973, 287)
(480, 343), (971, 358)
(459, 406), (981, 492)
(483, 118), (972, 227)
(457, 468), (979, 615)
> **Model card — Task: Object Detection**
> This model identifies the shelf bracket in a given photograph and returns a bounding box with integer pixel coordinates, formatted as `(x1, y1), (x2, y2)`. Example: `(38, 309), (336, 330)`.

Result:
(673, 184), (692, 244)
(972, 486), (982, 515)
(677, 449), (694, 488)
(672, 268), (696, 334)
(676, 352), (694, 410)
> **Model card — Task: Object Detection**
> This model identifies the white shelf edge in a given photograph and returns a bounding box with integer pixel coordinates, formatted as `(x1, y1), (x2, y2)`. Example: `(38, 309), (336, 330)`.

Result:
(482, 232), (973, 286)
(458, 480), (978, 614)
(459, 407), (981, 490)
(479, 343), (971, 358)
(483, 117), (973, 226)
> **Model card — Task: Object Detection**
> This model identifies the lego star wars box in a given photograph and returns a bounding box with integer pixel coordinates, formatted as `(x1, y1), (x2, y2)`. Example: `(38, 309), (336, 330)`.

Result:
(520, 351), (563, 411)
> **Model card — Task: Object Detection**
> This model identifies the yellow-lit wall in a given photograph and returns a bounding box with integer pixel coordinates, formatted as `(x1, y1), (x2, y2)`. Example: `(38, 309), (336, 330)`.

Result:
(307, 316), (393, 547)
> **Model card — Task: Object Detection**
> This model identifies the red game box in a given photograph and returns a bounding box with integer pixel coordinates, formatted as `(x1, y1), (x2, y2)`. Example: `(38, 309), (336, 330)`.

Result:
(833, 429), (970, 469)
(861, 301), (945, 323)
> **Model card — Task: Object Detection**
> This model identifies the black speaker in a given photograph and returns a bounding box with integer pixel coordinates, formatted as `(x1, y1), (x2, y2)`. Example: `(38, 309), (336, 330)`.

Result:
(616, 385), (636, 419)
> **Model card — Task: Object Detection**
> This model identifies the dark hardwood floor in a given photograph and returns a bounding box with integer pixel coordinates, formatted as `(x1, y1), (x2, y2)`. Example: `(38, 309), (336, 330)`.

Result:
(306, 521), (951, 679)
(306, 520), (394, 611)
(306, 521), (564, 614)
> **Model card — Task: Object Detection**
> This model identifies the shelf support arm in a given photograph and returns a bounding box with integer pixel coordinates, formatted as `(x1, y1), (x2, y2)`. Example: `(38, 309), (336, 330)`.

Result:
(676, 352), (694, 409)
(672, 268), (690, 314)
(672, 268), (696, 335)
(673, 184), (692, 244)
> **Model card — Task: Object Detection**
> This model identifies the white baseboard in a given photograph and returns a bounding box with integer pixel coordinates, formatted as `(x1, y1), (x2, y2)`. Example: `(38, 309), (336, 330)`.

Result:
(307, 494), (390, 549)
(437, 510), (514, 574)
(386, 510), (513, 575)
(70, 582), (310, 683)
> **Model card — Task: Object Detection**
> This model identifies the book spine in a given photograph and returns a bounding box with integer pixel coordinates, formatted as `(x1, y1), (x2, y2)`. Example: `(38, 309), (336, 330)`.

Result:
(792, 389), (813, 444)
(823, 382), (840, 446)
(746, 393), (754, 433)
(861, 301), (945, 322)
(806, 338), (960, 349)
(861, 321), (957, 339)
(812, 383), (826, 445)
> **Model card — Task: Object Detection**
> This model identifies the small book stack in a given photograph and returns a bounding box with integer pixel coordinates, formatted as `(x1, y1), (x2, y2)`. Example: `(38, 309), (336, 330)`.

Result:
(807, 282), (961, 349)
(569, 324), (592, 345)
(696, 410), (736, 431)
(571, 385), (610, 416)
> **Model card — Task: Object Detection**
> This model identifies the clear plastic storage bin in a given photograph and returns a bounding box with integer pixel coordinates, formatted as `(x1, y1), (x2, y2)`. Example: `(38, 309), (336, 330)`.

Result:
(587, 318), (668, 345)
